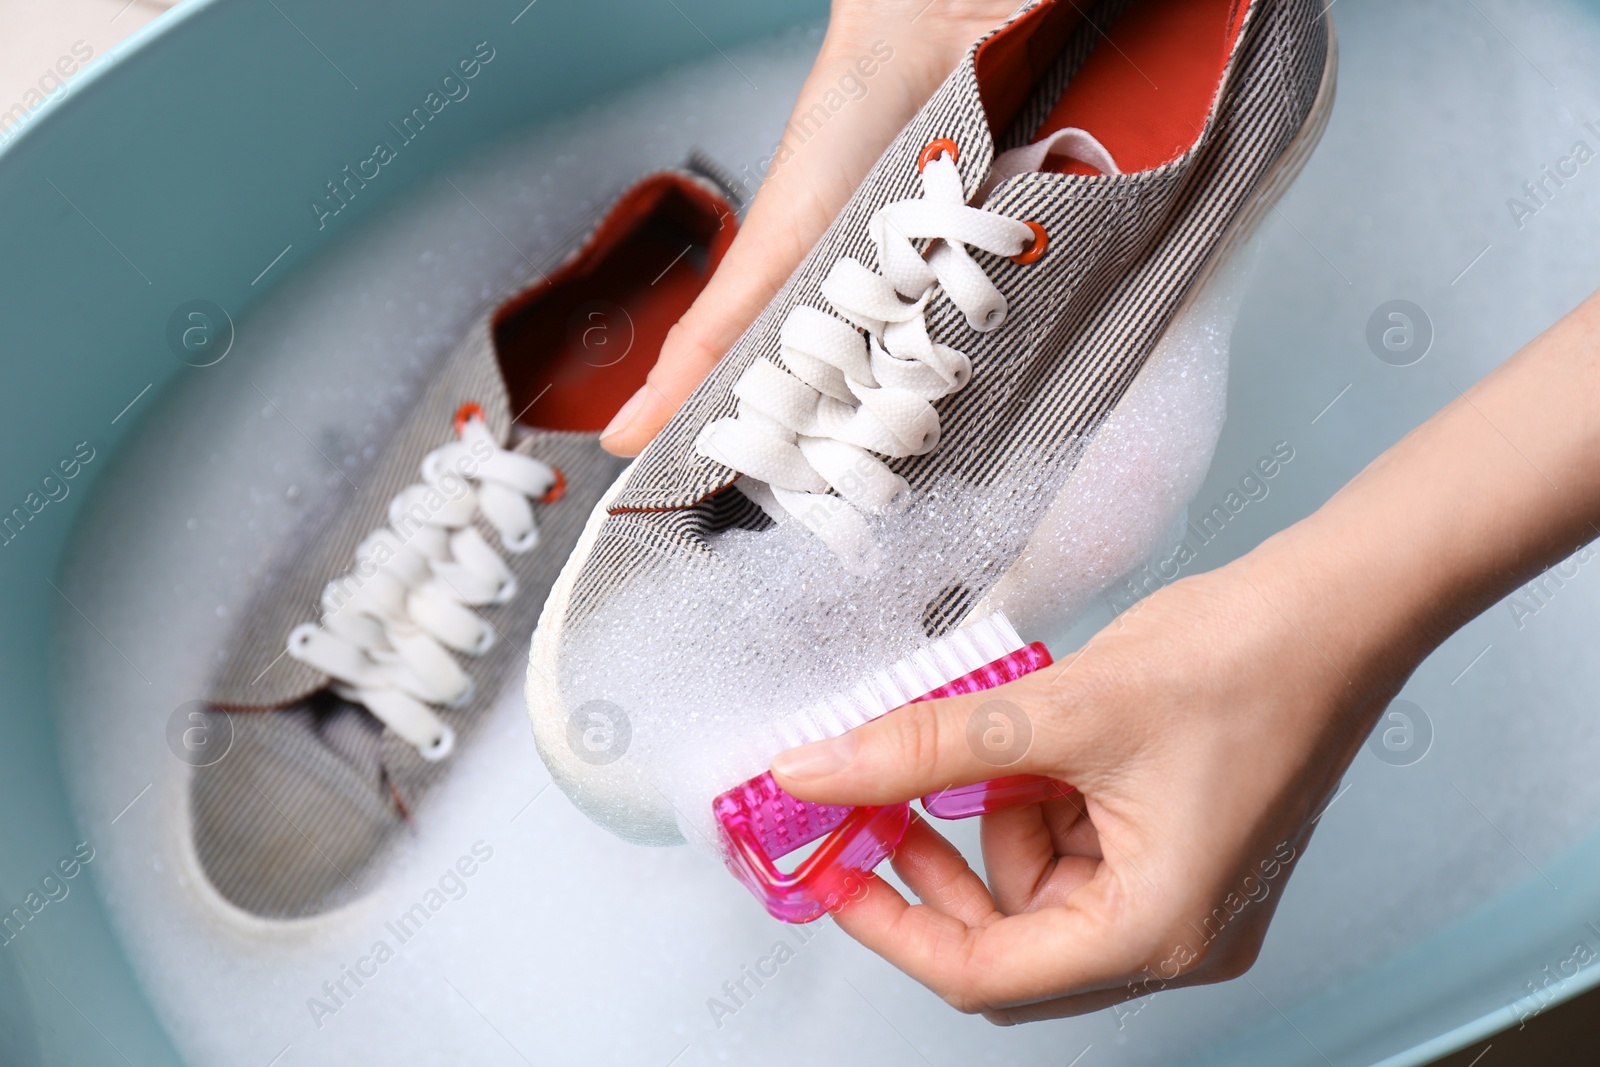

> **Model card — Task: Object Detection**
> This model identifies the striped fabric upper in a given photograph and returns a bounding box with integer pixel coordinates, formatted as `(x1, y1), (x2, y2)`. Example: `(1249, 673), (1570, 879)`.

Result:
(207, 317), (538, 712)
(191, 164), (738, 917)
(210, 162), (741, 710)
(562, 0), (1329, 629)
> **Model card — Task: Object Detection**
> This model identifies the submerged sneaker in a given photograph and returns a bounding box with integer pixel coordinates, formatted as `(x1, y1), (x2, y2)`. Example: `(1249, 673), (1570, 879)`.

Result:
(528, 0), (1336, 847)
(193, 159), (739, 917)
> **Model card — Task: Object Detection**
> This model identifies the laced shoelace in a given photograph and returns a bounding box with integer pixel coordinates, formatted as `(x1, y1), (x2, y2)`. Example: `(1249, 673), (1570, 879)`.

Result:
(695, 130), (1116, 570)
(286, 404), (562, 759)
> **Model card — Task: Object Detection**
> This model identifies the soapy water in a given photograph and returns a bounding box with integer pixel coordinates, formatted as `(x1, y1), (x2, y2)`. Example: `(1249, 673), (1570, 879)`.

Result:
(553, 246), (1249, 849)
(46, 2), (1600, 1066)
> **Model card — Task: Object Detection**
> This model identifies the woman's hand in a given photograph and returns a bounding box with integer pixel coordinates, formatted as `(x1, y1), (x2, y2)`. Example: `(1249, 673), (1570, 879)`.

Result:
(770, 547), (1404, 1023)
(770, 288), (1600, 1022)
(599, 0), (1019, 455)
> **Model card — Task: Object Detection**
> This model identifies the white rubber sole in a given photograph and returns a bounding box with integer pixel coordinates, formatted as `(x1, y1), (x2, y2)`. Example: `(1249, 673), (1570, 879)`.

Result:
(524, 457), (694, 845)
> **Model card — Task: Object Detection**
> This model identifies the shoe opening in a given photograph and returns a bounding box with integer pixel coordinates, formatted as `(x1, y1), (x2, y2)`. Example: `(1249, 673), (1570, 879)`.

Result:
(976, 0), (1252, 176)
(492, 172), (736, 433)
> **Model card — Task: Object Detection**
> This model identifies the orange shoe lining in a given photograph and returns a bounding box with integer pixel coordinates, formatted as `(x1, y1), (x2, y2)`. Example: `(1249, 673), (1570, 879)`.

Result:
(492, 174), (735, 433)
(976, 0), (1251, 178)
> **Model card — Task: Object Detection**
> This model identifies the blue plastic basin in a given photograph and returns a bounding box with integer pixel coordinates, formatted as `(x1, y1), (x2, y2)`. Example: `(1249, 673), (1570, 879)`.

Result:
(4, 1), (1599, 1064)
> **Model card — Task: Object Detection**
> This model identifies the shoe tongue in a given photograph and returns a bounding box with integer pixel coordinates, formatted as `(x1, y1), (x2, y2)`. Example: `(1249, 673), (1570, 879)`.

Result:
(982, 127), (1119, 200)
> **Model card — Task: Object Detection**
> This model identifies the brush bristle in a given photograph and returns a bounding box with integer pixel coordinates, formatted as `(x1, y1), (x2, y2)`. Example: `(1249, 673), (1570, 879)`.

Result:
(770, 613), (1024, 748)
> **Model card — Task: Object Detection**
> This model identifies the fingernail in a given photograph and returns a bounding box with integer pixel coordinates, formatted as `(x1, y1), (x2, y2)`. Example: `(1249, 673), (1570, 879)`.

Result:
(600, 385), (648, 441)
(772, 732), (857, 780)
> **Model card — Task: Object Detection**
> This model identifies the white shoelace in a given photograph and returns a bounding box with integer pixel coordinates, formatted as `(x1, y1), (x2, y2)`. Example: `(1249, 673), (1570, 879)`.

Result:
(695, 130), (1116, 570)
(286, 409), (560, 759)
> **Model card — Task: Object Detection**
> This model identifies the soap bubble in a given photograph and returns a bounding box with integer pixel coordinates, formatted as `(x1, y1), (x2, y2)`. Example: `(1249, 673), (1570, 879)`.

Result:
(566, 699), (631, 765)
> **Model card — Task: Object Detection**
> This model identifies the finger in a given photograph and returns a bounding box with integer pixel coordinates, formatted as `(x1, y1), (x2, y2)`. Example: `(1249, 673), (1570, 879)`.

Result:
(834, 866), (1152, 1012)
(984, 792), (1097, 860)
(1034, 792), (1102, 858)
(771, 680), (1063, 807)
(980, 903), (1284, 1026)
(598, 238), (795, 456)
(886, 813), (1002, 928)
(982, 982), (1158, 1026)
(600, 53), (891, 457)
(980, 802), (1098, 914)
(975, 802), (1053, 913)
(601, 4), (1026, 457)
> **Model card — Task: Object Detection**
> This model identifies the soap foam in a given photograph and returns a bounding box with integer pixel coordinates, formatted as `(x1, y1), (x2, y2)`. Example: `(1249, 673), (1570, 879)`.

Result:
(974, 246), (1253, 644)
(49, 3), (1600, 1066)
(551, 242), (1252, 850)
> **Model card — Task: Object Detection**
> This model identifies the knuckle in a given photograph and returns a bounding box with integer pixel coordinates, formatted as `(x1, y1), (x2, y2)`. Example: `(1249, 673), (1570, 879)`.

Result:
(938, 960), (995, 1015)
(1074, 651), (1140, 718)
(1208, 940), (1264, 982)
(946, 932), (1015, 1015)
(941, 987), (987, 1015)
(920, 927), (997, 1015)
(1058, 653), (1158, 766)
(655, 322), (687, 361)
(1041, 657), (1111, 722)
(889, 704), (946, 775)
(654, 324), (711, 378)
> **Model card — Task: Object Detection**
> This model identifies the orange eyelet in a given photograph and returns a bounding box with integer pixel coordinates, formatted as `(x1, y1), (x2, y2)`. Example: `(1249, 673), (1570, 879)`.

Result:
(1009, 221), (1048, 265)
(918, 138), (960, 172)
(453, 401), (486, 435)
(538, 466), (567, 505)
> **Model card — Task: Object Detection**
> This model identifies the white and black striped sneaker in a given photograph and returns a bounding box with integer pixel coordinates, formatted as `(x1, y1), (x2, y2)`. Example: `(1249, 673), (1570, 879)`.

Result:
(528, 0), (1336, 846)
(192, 161), (739, 917)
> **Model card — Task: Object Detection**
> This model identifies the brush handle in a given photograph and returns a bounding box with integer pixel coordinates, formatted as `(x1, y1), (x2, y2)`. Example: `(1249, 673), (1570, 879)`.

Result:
(920, 773), (1076, 819)
(910, 641), (1076, 819)
(714, 640), (1070, 923)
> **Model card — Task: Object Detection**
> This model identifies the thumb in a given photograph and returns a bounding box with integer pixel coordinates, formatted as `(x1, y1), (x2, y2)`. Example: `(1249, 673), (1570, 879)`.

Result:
(597, 110), (842, 457)
(597, 270), (771, 456)
(771, 684), (1059, 806)
(602, 26), (951, 457)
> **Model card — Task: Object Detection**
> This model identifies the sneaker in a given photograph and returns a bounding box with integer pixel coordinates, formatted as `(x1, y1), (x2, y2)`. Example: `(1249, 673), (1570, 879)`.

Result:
(192, 158), (740, 917)
(527, 0), (1336, 847)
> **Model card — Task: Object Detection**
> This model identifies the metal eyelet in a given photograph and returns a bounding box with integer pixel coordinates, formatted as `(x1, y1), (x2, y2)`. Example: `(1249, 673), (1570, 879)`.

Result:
(453, 401), (485, 435)
(538, 466), (567, 505)
(918, 138), (959, 172)
(1009, 221), (1049, 265)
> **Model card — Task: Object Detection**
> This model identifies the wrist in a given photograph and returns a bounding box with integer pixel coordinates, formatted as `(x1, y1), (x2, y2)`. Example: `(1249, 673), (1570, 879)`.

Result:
(1239, 299), (1600, 696)
(1229, 504), (1436, 710)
